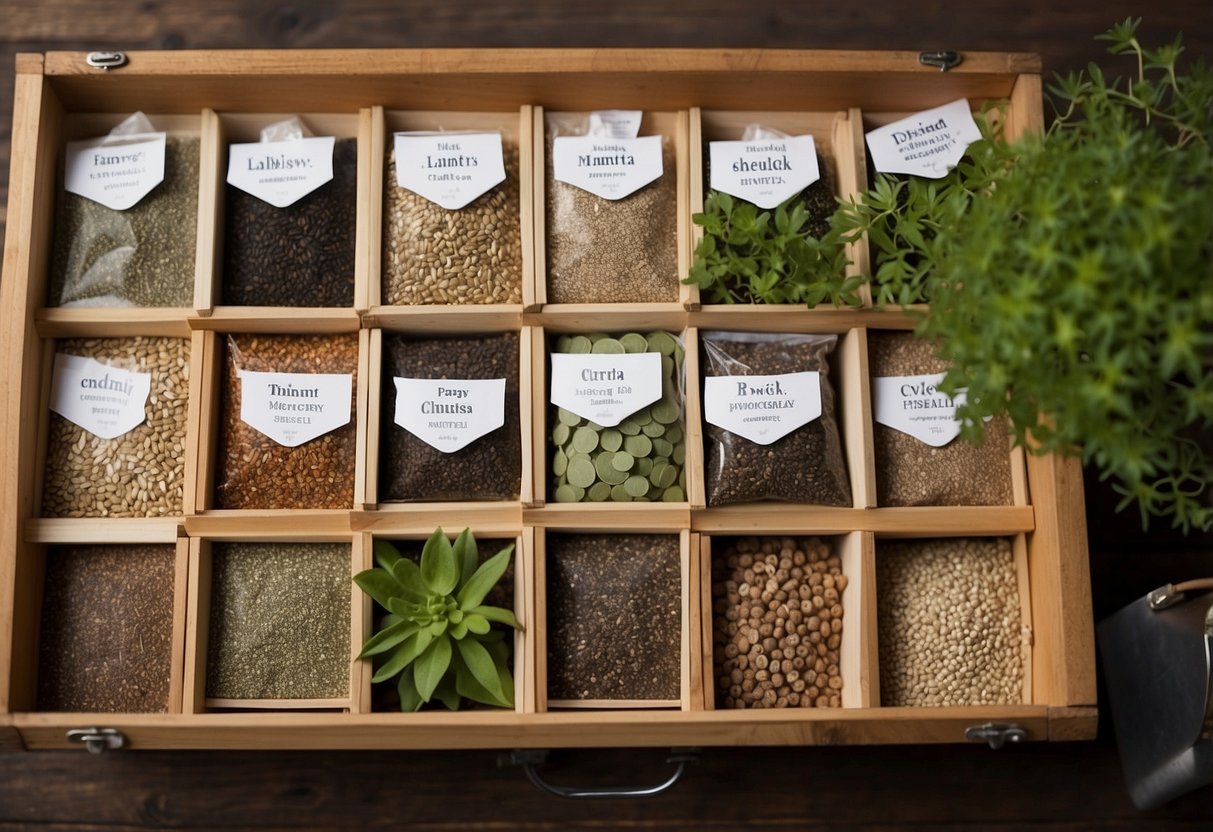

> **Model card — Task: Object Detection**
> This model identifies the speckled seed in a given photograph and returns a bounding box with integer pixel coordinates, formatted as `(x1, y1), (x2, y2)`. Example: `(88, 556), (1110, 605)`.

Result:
(869, 331), (1014, 506)
(37, 544), (177, 713)
(702, 333), (850, 506)
(877, 537), (1024, 707)
(216, 333), (358, 510)
(50, 136), (199, 308)
(382, 142), (522, 305)
(222, 137), (357, 307)
(547, 534), (681, 702)
(545, 126), (678, 303)
(712, 537), (846, 709)
(380, 332), (521, 501)
(42, 336), (190, 518)
(206, 542), (351, 700)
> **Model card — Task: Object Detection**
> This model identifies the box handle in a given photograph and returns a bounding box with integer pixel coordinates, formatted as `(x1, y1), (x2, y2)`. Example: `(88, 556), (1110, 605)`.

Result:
(66, 727), (126, 754)
(918, 51), (963, 72)
(86, 52), (128, 70)
(502, 748), (698, 799)
(964, 723), (1027, 749)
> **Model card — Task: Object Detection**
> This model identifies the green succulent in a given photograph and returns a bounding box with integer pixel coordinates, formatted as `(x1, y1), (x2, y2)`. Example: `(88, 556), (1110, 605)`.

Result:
(354, 528), (520, 711)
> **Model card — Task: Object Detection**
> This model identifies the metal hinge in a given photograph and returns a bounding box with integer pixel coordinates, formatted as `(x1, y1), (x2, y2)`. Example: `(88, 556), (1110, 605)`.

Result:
(919, 51), (963, 72)
(86, 51), (128, 71)
(66, 727), (126, 754)
(965, 723), (1027, 749)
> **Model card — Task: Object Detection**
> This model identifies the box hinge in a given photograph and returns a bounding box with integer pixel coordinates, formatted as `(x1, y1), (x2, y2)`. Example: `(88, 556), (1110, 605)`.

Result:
(86, 51), (128, 71)
(66, 727), (126, 754)
(918, 51), (963, 72)
(964, 723), (1027, 749)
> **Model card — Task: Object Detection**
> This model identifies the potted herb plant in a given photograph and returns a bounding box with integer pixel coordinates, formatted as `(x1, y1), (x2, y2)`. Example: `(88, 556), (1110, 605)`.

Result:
(841, 19), (1211, 532)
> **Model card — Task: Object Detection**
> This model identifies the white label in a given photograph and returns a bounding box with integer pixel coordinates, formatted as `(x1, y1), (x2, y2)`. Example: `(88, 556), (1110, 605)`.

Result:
(549, 352), (663, 427)
(393, 132), (506, 210)
(64, 133), (166, 210)
(226, 136), (334, 208)
(872, 373), (964, 447)
(703, 372), (821, 445)
(49, 353), (151, 439)
(587, 110), (643, 139)
(393, 377), (506, 453)
(709, 135), (820, 209)
(238, 370), (352, 447)
(865, 99), (982, 178)
(553, 135), (663, 200)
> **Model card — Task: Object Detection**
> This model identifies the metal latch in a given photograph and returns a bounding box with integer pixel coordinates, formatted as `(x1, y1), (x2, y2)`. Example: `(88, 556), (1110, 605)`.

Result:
(66, 727), (126, 754)
(918, 51), (963, 72)
(86, 52), (128, 71)
(965, 723), (1027, 749)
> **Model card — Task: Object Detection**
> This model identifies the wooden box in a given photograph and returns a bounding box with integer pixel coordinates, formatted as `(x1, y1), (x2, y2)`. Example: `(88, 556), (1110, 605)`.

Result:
(0, 49), (1094, 751)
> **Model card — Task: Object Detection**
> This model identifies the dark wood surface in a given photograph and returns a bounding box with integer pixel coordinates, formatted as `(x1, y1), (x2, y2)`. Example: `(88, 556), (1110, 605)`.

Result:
(3, 1), (1213, 828)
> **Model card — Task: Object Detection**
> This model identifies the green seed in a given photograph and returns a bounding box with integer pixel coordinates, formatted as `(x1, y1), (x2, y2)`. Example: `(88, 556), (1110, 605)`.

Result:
(553, 448), (568, 477)
(552, 422), (570, 446)
(658, 464), (678, 489)
(611, 484), (631, 501)
(611, 451), (635, 472)
(646, 331), (677, 355)
(567, 456), (597, 488)
(572, 427), (599, 454)
(636, 457), (653, 477)
(665, 425), (683, 444)
(662, 485), (685, 502)
(641, 422), (664, 438)
(591, 338), (625, 354)
(624, 434), (652, 458)
(652, 398), (679, 425)
(632, 409), (653, 427)
(624, 475), (650, 498)
(569, 335), (593, 354)
(673, 443), (686, 465)
(621, 333), (648, 353)
(600, 429), (622, 452)
(650, 462), (669, 487)
(554, 484), (579, 502)
(588, 482), (611, 501)
(558, 408), (581, 426)
(595, 453), (627, 485)
(619, 419), (641, 436)
(653, 438), (673, 457)
(587, 332), (608, 344)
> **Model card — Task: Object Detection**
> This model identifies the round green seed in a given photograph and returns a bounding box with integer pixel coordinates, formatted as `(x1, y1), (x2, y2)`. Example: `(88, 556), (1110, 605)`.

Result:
(646, 331), (677, 355)
(653, 438), (673, 458)
(652, 398), (679, 424)
(600, 428), (622, 452)
(621, 333), (648, 353)
(658, 464), (678, 489)
(662, 485), (685, 502)
(554, 484), (579, 502)
(558, 408), (581, 426)
(624, 434), (652, 458)
(552, 422), (570, 447)
(567, 456), (597, 488)
(568, 335), (593, 354)
(624, 475), (650, 498)
(665, 425), (683, 444)
(650, 462), (669, 487)
(572, 427), (598, 454)
(588, 482), (611, 501)
(619, 419), (641, 436)
(552, 447), (568, 477)
(673, 443), (686, 465)
(611, 451), (635, 472)
(636, 457), (653, 477)
(611, 484), (631, 502)
(641, 422), (664, 438)
(591, 338), (625, 354)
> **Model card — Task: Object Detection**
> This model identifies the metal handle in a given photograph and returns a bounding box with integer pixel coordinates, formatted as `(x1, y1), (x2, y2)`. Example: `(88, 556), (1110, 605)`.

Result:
(66, 728), (125, 754)
(503, 749), (697, 799)
(965, 723), (1027, 749)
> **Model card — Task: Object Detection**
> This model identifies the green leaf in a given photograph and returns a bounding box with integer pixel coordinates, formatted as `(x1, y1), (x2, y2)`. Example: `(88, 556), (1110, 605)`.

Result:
(356, 620), (418, 659)
(353, 568), (404, 610)
(414, 634), (453, 702)
(432, 671), (462, 711)
(456, 543), (515, 609)
(467, 604), (522, 630)
(455, 655), (514, 709)
(371, 628), (433, 683)
(388, 557), (428, 603)
(455, 636), (507, 703)
(397, 666), (423, 712)
(373, 538), (403, 572)
(420, 528), (459, 596)
(463, 614), (491, 635)
(452, 527), (479, 591)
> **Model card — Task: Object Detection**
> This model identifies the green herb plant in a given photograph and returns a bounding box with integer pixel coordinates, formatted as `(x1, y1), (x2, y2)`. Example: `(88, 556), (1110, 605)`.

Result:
(354, 527), (520, 711)
(829, 107), (1013, 307)
(921, 19), (1213, 531)
(685, 190), (862, 307)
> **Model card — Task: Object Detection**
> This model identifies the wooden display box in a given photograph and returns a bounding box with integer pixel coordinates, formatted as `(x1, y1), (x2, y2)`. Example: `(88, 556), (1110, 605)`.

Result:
(0, 49), (1094, 751)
